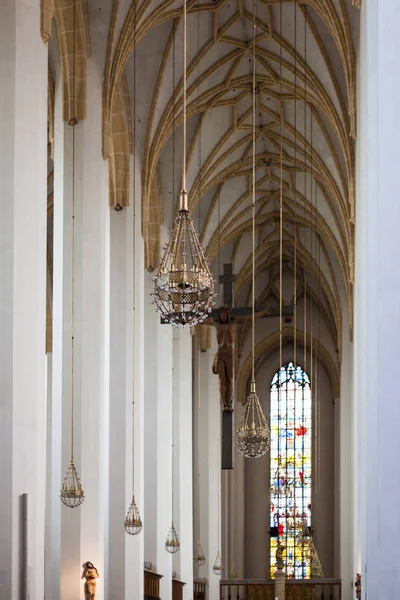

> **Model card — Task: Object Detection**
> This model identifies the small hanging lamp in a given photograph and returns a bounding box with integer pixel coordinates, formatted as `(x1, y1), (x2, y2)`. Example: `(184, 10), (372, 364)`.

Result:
(193, 540), (206, 567)
(236, 0), (270, 459)
(213, 420), (224, 576)
(213, 552), (224, 576)
(228, 561), (239, 580)
(61, 458), (84, 508)
(165, 521), (180, 554)
(60, 0), (84, 509)
(193, 343), (206, 566)
(165, 333), (180, 554)
(152, 0), (214, 326)
(124, 0), (142, 538)
(125, 496), (143, 536)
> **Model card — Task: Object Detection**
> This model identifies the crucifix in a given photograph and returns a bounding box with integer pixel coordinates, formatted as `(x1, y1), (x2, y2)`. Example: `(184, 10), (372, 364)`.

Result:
(208, 264), (294, 470)
(160, 263), (294, 469)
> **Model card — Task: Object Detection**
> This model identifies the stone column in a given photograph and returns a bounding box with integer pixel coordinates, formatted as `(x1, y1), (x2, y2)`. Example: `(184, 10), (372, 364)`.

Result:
(127, 156), (146, 596)
(339, 312), (353, 598)
(172, 328), (194, 598)
(274, 571), (286, 600)
(51, 61), (109, 599)
(195, 332), (222, 599)
(107, 191), (145, 598)
(233, 445), (246, 578)
(144, 267), (173, 599)
(356, 2), (400, 597)
(0, 2), (48, 597)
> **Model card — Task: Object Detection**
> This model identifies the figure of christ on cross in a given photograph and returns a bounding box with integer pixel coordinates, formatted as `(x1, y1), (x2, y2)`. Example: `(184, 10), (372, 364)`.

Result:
(205, 264), (294, 412)
(205, 304), (274, 411)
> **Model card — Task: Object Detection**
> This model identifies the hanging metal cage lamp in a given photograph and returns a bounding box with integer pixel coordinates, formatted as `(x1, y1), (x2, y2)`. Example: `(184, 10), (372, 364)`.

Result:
(152, 191), (214, 327)
(165, 521), (181, 554)
(124, 495), (143, 536)
(228, 561), (239, 580)
(213, 552), (224, 576)
(60, 458), (84, 508)
(236, 381), (270, 458)
(193, 539), (206, 567)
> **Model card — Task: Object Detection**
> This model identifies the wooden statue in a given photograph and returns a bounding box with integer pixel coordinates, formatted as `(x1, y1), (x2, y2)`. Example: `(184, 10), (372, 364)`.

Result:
(212, 306), (235, 410)
(83, 561), (100, 600)
(275, 543), (285, 572)
(210, 305), (273, 410)
(355, 573), (361, 600)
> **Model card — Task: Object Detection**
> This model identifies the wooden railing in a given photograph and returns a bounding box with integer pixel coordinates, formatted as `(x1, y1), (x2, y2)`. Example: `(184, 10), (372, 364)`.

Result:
(220, 579), (275, 600)
(286, 579), (341, 600)
(219, 579), (341, 600)
(194, 578), (207, 600)
(172, 578), (185, 600)
(144, 570), (163, 599)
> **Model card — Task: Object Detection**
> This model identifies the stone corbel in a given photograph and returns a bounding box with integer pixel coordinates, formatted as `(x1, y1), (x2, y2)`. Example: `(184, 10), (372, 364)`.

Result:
(41, 0), (54, 43)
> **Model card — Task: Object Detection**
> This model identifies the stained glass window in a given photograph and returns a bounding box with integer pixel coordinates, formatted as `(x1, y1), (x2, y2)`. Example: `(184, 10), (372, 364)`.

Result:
(269, 363), (312, 579)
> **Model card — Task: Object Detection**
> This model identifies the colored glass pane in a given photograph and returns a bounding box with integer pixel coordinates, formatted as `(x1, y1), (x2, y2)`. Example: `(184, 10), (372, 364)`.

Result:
(269, 363), (312, 579)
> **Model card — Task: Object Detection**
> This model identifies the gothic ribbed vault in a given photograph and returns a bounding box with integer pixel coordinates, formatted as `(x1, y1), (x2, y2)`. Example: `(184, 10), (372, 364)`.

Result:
(45, 0), (359, 369)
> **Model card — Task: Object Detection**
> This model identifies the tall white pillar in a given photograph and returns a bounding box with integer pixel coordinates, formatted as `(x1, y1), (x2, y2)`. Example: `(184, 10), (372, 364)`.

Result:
(233, 445), (246, 578)
(106, 167), (145, 598)
(126, 158), (146, 596)
(78, 63), (109, 595)
(144, 269), (173, 599)
(356, 2), (400, 597)
(339, 314), (353, 600)
(51, 62), (109, 600)
(195, 333), (222, 599)
(172, 328), (194, 598)
(0, 2), (48, 598)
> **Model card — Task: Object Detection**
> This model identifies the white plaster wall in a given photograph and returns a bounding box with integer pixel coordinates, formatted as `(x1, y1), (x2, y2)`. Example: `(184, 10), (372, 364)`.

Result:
(0, 2), (48, 597)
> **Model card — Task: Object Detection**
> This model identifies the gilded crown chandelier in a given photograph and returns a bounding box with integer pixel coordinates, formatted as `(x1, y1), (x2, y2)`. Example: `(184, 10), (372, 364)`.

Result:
(152, 0), (214, 327)
(236, 1), (270, 459)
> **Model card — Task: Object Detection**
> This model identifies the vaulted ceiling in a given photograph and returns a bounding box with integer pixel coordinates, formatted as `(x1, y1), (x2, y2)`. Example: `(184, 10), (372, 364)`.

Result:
(46, 0), (360, 361)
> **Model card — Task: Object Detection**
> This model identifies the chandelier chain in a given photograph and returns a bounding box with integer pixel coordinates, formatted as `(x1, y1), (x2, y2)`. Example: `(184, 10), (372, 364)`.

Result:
(182, 0), (187, 197)
(279, 0), (283, 373)
(251, 0), (256, 384)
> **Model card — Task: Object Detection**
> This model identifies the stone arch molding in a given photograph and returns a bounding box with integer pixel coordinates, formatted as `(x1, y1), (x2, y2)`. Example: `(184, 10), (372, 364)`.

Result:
(41, 0), (91, 122)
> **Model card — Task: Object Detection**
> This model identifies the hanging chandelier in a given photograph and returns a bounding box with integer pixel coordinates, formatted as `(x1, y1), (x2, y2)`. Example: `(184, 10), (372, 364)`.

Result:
(236, 381), (270, 458)
(213, 552), (224, 576)
(236, 3), (270, 458)
(124, 495), (143, 536)
(60, 0), (84, 509)
(193, 539), (206, 567)
(165, 521), (180, 554)
(60, 458), (84, 508)
(194, 326), (206, 567)
(124, 0), (142, 538)
(228, 561), (239, 580)
(152, 0), (214, 326)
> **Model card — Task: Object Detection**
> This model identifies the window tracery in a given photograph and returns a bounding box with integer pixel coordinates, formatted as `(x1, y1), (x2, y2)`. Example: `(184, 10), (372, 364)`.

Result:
(270, 363), (312, 579)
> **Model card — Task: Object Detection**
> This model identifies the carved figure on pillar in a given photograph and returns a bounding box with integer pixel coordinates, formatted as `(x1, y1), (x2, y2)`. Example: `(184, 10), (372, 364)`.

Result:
(355, 573), (361, 599)
(275, 542), (285, 571)
(82, 562), (100, 600)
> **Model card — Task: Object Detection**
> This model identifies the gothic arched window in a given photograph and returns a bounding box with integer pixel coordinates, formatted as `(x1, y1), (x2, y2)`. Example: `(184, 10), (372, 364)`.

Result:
(269, 362), (312, 579)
